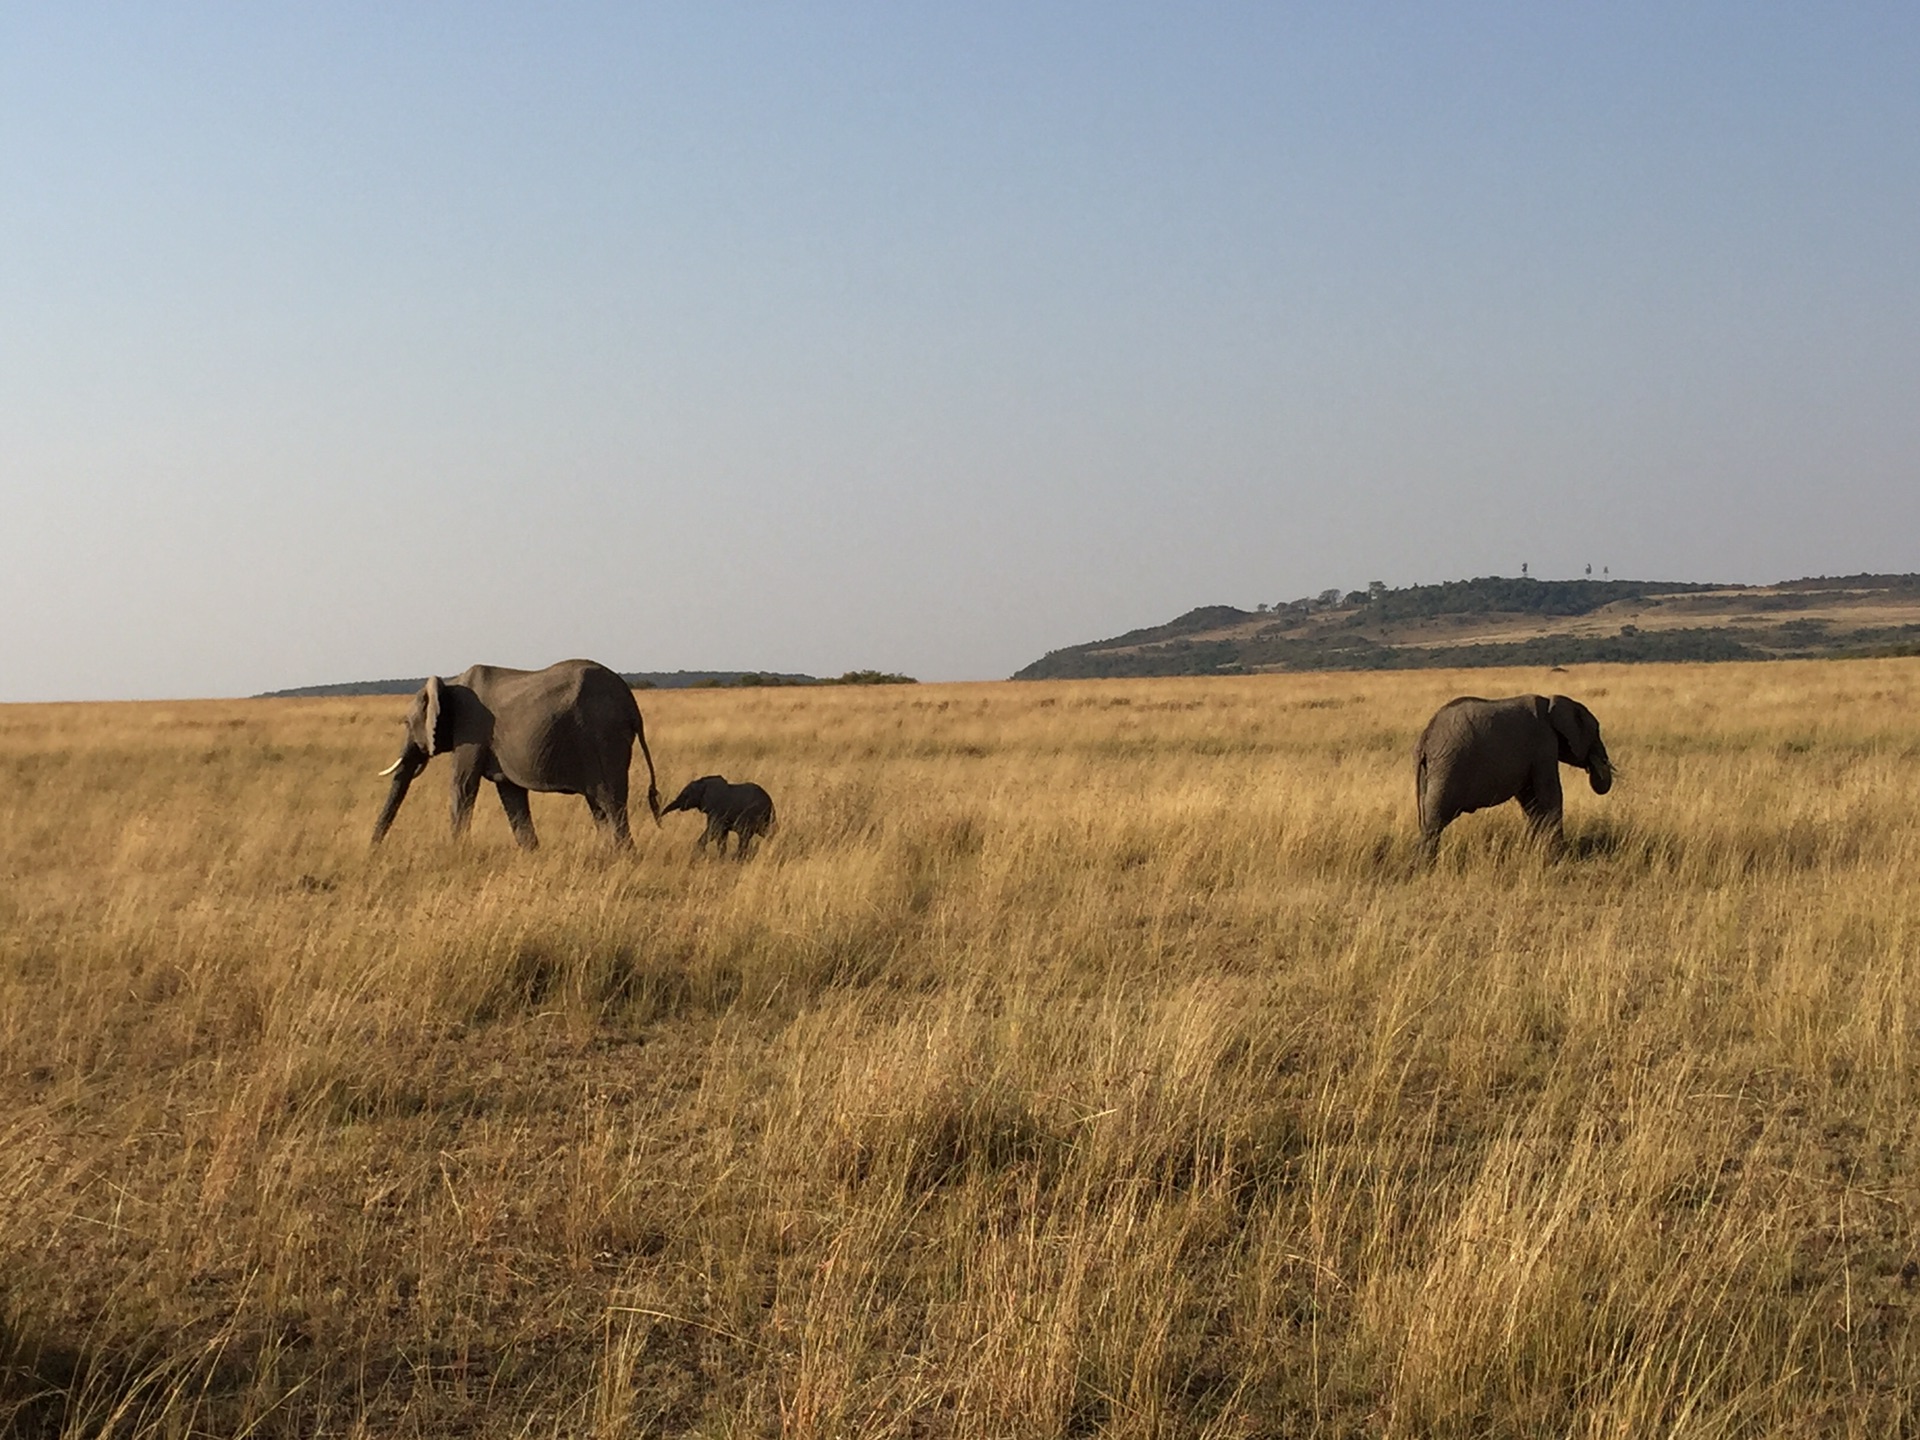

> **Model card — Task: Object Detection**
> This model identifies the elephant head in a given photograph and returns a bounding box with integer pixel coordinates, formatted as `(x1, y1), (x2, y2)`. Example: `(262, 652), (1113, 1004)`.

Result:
(661, 775), (723, 816)
(370, 676), (493, 842)
(400, 675), (494, 757)
(1547, 694), (1612, 795)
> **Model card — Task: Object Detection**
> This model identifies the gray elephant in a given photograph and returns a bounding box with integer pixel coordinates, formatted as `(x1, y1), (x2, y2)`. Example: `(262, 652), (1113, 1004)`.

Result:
(1415, 693), (1612, 861)
(661, 775), (775, 858)
(371, 659), (660, 849)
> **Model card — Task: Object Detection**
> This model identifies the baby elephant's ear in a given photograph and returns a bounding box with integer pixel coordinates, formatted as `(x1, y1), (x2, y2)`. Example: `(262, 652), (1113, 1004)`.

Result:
(1546, 695), (1596, 760)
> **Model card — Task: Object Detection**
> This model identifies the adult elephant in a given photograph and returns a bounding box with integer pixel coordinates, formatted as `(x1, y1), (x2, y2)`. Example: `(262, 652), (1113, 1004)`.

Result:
(370, 659), (661, 850)
(1415, 693), (1611, 862)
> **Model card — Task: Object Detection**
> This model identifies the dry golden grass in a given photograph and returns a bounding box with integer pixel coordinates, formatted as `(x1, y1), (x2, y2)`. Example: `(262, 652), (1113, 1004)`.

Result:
(2, 661), (1918, 1437)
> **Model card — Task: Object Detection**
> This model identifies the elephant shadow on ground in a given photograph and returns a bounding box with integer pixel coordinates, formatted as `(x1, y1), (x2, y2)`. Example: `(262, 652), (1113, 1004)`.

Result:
(1272, 827), (1419, 882)
(1413, 815), (1660, 874)
(1565, 820), (1631, 862)
(0, 1323), (266, 1440)
(1563, 817), (1708, 875)
(1559, 818), (1840, 877)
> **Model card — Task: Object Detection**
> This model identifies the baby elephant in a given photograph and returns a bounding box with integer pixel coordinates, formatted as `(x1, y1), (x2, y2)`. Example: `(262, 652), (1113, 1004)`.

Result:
(1416, 693), (1612, 862)
(662, 775), (776, 858)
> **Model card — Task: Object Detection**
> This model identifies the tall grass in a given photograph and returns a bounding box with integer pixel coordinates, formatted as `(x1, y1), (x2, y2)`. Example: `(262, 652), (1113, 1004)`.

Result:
(2, 662), (1917, 1435)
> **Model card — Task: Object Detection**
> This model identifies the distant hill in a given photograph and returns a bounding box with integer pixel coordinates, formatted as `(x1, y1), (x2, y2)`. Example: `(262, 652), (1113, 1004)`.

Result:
(257, 669), (914, 698)
(257, 670), (819, 698)
(1013, 575), (1920, 679)
(259, 678), (428, 698)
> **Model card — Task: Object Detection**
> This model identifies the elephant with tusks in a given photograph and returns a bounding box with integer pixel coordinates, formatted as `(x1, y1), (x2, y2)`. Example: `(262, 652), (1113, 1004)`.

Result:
(1415, 693), (1612, 862)
(371, 659), (660, 850)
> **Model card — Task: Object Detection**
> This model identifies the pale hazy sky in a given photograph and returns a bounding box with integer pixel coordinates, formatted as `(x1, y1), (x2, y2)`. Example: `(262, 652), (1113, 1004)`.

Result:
(5, 5), (1917, 700)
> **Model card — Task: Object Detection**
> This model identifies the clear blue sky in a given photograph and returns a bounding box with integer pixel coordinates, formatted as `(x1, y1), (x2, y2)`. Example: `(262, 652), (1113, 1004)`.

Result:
(5, 4), (1917, 699)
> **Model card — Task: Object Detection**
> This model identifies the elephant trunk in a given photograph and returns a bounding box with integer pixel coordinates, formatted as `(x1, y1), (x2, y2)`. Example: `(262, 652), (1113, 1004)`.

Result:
(370, 745), (428, 843)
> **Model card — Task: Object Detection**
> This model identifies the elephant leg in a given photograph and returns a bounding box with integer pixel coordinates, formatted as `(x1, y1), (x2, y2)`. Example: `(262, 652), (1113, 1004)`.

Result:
(701, 816), (725, 854)
(600, 793), (633, 849)
(449, 755), (484, 837)
(577, 793), (625, 849)
(1415, 758), (1448, 865)
(495, 781), (539, 850)
(1417, 794), (1450, 865)
(734, 826), (754, 861)
(603, 770), (632, 835)
(1519, 768), (1566, 856)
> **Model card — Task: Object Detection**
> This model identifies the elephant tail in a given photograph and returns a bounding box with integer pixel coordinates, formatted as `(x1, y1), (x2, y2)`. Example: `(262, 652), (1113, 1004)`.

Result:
(635, 712), (662, 823)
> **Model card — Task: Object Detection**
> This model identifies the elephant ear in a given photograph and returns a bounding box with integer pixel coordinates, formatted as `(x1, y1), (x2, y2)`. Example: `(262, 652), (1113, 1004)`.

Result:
(1546, 694), (1595, 763)
(423, 675), (449, 757)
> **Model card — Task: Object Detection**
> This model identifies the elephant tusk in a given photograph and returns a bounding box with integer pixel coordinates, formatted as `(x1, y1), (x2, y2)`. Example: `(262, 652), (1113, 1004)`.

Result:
(377, 757), (404, 777)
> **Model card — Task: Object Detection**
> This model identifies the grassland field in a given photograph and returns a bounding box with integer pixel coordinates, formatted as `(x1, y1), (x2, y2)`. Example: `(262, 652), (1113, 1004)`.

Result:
(2, 660), (1919, 1437)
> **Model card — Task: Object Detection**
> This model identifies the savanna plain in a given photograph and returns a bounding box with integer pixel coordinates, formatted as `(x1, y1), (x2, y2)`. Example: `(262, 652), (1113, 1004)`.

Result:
(2, 662), (1918, 1438)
